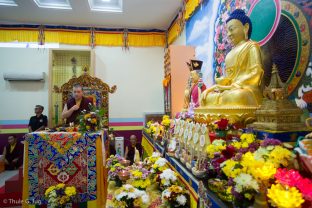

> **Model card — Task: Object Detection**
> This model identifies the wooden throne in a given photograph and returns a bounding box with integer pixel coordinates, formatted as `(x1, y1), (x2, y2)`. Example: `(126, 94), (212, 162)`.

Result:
(54, 67), (117, 128)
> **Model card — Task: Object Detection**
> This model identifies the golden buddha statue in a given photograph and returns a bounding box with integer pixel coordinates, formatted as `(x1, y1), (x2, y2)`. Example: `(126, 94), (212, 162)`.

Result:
(196, 9), (263, 124)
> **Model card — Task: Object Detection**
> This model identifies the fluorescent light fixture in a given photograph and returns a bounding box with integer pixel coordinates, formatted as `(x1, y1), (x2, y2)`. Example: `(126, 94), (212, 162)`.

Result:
(88, 0), (122, 12)
(0, 0), (17, 6)
(0, 42), (60, 48)
(33, 0), (72, 10)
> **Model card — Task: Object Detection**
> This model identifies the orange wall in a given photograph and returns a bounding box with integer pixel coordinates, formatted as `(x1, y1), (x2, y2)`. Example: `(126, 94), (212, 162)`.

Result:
(169, 45), (195, 117)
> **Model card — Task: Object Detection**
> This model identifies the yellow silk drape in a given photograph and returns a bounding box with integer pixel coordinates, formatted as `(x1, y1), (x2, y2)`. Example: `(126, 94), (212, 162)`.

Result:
(0, 30), (38, 43)
(0, 29), (166, 47)
(168, 21), (181, 45)
(185, 0), (201, 20)
(167, 0), (201, 44)
(128, 33), (165, 47)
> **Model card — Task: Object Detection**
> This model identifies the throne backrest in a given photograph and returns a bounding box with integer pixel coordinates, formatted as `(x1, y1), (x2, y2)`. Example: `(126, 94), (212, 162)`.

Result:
(54, 69), (117, 128)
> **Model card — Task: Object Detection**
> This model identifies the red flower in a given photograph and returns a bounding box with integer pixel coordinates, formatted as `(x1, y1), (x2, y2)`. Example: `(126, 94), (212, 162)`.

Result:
(297, 178), (312, 201)
(215, 118), (229, 130)
(221, 145), (236, 159)
(274, 168), (302, 187)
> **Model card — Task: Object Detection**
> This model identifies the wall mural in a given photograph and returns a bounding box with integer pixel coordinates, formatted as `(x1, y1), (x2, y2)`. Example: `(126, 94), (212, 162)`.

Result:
(186, 0), (312, 113)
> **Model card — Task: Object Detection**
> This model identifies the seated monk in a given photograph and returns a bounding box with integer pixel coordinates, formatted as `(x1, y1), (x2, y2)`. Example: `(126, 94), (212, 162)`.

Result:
(62, 83), (93, 124)
(2, 135), (23, 170)
(200, 9), (263, 108)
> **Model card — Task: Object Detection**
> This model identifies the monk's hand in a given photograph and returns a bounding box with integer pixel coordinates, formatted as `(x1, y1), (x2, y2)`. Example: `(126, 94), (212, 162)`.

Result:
(71, 104), (79, 111)
(12, 158), (18, 163)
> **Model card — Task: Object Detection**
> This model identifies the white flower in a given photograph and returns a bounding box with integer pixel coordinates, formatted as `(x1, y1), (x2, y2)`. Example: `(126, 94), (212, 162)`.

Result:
(141, 193), (150, 204)
(254, 147), (269, 161)
(176, 195), (187, 206)
(152, 152), (161, 158)
(234, 173), (259, 193)
(161, 189), (171, 200)
(160, 169), (177, 186)
(155, 158), (167, 167)
(123, 184), (133, 190)
(127, 192), (136, 199)
(116, 192), (127, 201)
(212, 139), (225, 146)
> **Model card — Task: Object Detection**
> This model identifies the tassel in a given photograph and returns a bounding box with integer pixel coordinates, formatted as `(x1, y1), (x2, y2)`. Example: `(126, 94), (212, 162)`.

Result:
(38, 24), (45, 46)
(90, 27), (96, 49)
(123, 28), (129, 50)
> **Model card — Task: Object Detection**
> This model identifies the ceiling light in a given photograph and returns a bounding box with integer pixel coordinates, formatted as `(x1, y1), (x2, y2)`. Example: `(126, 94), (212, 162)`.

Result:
(88, 0), (122, 13)
(33, 0), (72, 10)
(0, 0), (17, 6)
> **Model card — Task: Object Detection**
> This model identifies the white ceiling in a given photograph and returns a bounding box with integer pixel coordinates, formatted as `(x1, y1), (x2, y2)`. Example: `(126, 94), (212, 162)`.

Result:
(0, 0), (182, 30)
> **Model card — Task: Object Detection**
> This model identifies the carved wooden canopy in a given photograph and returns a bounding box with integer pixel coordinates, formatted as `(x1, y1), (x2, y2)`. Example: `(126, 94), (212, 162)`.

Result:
(54, 68), (117, 128)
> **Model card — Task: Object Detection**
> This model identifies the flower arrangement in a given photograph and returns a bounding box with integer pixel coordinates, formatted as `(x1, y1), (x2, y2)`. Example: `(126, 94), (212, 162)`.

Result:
(267, 183), (304, 208)
(151, 157), (168, 174)
(206, 139), (226, 158)
(130, 167), (151, 190)
(233, 173), (259, 200)
(112, 184), (150, 208)
(145, 120), (156, 137)
(159, 169), (178, 187)
(204, 136), (302, 207)
(108, 162), (125, 186)
(78, 104), (105, 132)
(162, 185), (189, 208)
(106, 154), (123, 168)
(45, 183), (76, 208)
(161, 115), (171, 129)
(274, 168), (312, 201)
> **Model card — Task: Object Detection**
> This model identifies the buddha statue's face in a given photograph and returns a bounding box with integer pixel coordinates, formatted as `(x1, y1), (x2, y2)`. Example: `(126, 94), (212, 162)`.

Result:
(190, 71), (200, 84)
(226, 19), (249, 46)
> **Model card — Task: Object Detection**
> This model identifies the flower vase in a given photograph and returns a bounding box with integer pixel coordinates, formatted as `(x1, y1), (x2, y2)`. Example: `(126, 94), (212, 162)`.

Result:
(253, 186), (269, 208)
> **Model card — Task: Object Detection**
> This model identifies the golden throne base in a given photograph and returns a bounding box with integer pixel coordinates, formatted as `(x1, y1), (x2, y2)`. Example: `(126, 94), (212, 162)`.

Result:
(194, 106), (259, 125)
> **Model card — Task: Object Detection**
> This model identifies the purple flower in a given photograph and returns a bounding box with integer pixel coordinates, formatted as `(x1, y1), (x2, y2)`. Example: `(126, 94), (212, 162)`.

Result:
(261, 138), (282, 147)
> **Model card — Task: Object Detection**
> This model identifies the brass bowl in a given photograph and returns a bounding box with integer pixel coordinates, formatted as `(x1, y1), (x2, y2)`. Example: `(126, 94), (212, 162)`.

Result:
(120, 159), (130, 167)
(118, 170), (130, 181)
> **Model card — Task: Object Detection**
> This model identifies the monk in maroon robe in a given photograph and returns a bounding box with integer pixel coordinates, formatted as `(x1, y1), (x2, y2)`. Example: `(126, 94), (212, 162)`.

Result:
(62, 83), (92, 124)
(2, 135), (23, 170)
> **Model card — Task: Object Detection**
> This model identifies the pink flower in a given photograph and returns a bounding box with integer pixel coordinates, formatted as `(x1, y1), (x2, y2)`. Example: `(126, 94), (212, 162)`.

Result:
(217, 54), (225, 64)
(274, 168), (302, 187)
(297, 178), (312, 201)
(218, 43), (225, 50)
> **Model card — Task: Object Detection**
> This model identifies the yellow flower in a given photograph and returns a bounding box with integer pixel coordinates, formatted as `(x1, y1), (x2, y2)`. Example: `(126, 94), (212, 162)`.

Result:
(226, 186), (232, 195)
(267, 184), (304, 208)
(132, 170), (143, 178)
(84, 114), (91, 119)
(91, 118), (97, 124)
(56, 183), (65, 189)
(86, 125), (91, 130)
(251, 162), (276, 181)
(134, 198), (142, 207)
(232, 141), (242, 149)
(244, 193), (252, 200)
(65, 186), (76, 197)
(45, 186), (55, 197)
(221, 159), (243, 178)
(269, 146), (294, 167)
(240, 133), (256, 144)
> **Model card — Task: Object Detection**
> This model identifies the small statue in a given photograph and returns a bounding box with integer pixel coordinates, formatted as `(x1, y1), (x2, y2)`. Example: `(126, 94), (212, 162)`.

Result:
(183, 60), (206, 111)
(200, 9), (263, 109)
